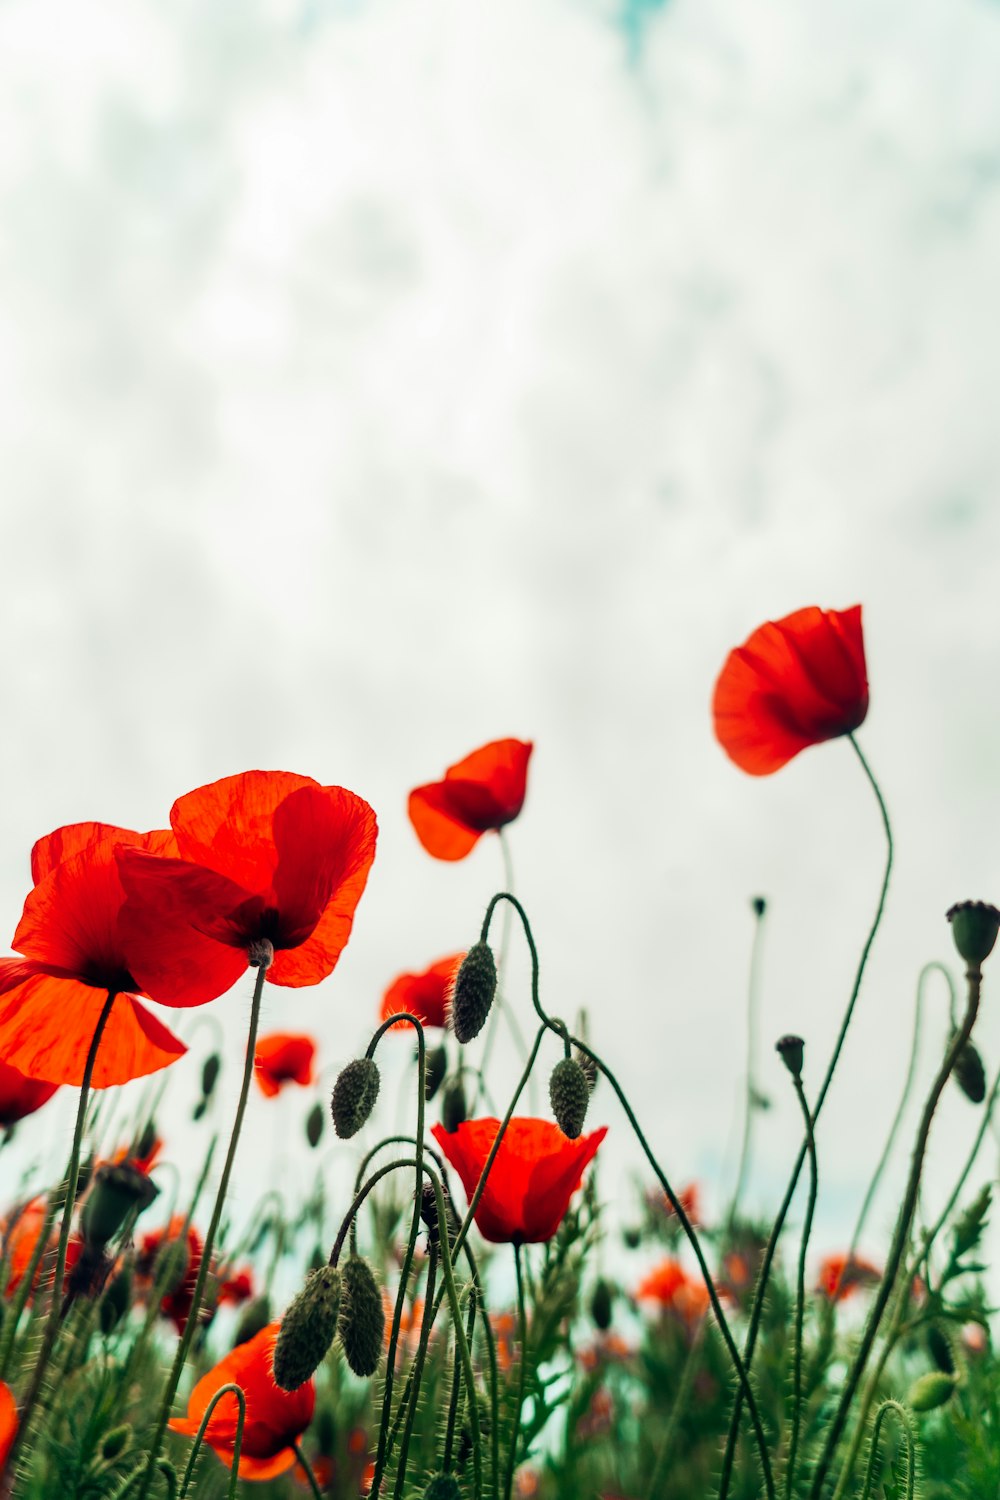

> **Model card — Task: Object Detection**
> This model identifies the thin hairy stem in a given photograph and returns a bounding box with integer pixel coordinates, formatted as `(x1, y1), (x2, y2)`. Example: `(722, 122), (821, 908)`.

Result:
(730, 901), (768, 1227)
(858, 1401), (916, 1500)
(784, 1073), (818, 1500)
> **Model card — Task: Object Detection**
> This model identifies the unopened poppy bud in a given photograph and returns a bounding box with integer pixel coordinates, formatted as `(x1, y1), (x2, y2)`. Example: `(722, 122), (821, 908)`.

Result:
(338, 1256), (385, 1377)
(751, 896), (767, 918)
(101, 1426), (131, 1461)
(623, 1227), (641, 1250)
(305, 1102), (325, 1149)
(83, 1164), (160, 1248)
(946, 901), (1000, 968)
(574, 1047), (598, 1095)
(424, 1045), (448, 1102)
(441, 1077), (467, 1134)
(907, 1370), (958, 1412)
(201, 1053), (221, 1098)
(927, 1323), (955, 1374)
(450, 942), (497, 1044)
(273, 1266), (342, 1391)
(424, 1477), (463, 1500)
(134, 1119), (158, 1162)
(951, 1037), (987, 1104)
(248, 937), (275, 969)
(99, 1260), (133, 1334)
(776, 1034), (805, 1081)
(192, 1098), (207, 1122)
(330, 1058), (380, 1138)
(549, 1058), (590, 1139)
(234, 1295), (272, 1347)
(590, 1278), (613, 1331)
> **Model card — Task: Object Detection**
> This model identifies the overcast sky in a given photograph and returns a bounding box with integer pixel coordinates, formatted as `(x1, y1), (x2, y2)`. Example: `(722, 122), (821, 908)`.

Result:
(2, 0), (1000, 1285)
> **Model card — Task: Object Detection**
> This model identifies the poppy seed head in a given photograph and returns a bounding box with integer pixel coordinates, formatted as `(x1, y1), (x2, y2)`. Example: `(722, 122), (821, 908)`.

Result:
(272, 1266), (341, 1391)
(775, 1035), (804, 1081)
(946, 901), (1000, 968)
(247, 937), (274, 969)
(330, 1058), (380, 1139)
(549, 1058), (590, 1139)
(337, 1256), (385, 1378)
(953, 1039), (987, 1104)
(449, 942), (497, 1044)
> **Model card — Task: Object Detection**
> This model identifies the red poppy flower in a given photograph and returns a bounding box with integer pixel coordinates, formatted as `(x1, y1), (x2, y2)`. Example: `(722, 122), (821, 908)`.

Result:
(408, 740), (533, 861)
(816, 1253), (881, 1302)
(380, 955), (465, 1031)
(713, 605), (868, 775)
(635, 1258), (710, 1323)
(253, 1033), (316, 1097)
(169, 1322), (315, 1480)
(0, 1382), (15, 1470)
(431, 1116), (607, 1244)
(137, 1217), (207, 1333)
(0, 1060), (58, 1127)
(218, 1268), (255, 1306)
(116, 771), (377, 1008)
(1, 1196), (83, 1299)
(0, 825), (186, 1088)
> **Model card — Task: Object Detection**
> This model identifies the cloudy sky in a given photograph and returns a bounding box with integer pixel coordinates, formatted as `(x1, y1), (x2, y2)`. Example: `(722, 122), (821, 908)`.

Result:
(2, 0), (1000, 1282)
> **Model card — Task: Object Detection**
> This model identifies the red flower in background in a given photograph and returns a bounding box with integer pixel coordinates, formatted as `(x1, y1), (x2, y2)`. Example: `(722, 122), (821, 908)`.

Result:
(116, 771), (378, 1007)
(1, 1196), (83, 1299)
(137, 1217), (207, 1333)
(636, 1259), (710, 1323)
(0, 1382), (15, 1470)
(0, 1060), (58, 1128)
(816, 1253), (881, 1302)
(253, 1033), (316, 1098)
(408, 740), (533, 860)
(713, 606), (868, 775)
(218, 1268), (255, 1306)
(380, 955), (464, 1030)
(169, 1323), (315, 1480)
(432, 1117), (606, 1244)
(0, 825), (186, 1087)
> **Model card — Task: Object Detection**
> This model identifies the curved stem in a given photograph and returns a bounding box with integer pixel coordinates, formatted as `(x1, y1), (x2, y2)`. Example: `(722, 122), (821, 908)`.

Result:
(785, 1074), (818, 1500)
(292, 1440), (325, 1500)
(730, 901), (768, 1227)
(177, 1383), (246, 1499)
(392, 1242), (438, 1498)
(858, 1400), (916, 1500)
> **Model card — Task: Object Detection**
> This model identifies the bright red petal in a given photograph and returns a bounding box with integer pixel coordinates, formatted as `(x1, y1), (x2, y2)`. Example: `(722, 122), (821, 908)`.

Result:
(171, 771), (320, 894)
(0, 977), (185, 1087)
(172, 1324), (314, 1467)
(0, 1381), (16, 1469)
(444, 740), (533, 824)
(407, 785), (485, 861)
(270, 786), (378, 950)
(408, 740), (532, 860)
(253, 1034), (316, 1096)
(381, 955), (464, 1030)
(0, 1059), (58, 1126)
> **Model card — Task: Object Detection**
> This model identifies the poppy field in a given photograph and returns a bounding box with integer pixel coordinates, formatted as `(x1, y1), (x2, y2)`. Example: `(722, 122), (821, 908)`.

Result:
(0, 604), (996, 1500)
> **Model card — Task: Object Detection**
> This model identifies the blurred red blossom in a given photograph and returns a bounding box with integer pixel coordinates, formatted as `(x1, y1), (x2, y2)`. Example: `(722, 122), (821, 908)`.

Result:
(408, 739), (532, 860)
(253, 1033), (317, 1098)
(0, 1060), (58, 1128)
(816, 1253), (882, 1302)
(380, 954), (465, 1030)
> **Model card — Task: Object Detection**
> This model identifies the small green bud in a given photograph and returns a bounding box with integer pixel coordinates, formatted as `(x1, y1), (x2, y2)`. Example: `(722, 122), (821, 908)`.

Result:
(201, 1053), (221, 1098)
(338, 1256), (385, 1377)
(775, 1034), (804, 1081)
(101, 1426), (131, 1461)
(133, 1119), (158, 1162)
(590, 1278), (613, 1331)
(751, 896), (767, 918)
(450, 942), (497, 1044)
(946, 901), (1000, 968)
(440, 1077), (467, 1134)
(82, 1164), (159, 1249)
(305, 1102), (325, 1149)
(952, 1038), (987, 1104)
(951, 1183), (991, 1259)
(623, 1226), (641, 1250)
(192, 1098), (207, 1122)
(273, 1267), (342, 1390)
(549, 1057), (590, 1139)
(424, 1477), (463, 1500)
(424, 1044), (448, 1102)
(927, 1323), (955, 1374)
(234, 1295), (272, 1347)
(907, 1370), (958, 1412)
(330, 1059), (380, 1139)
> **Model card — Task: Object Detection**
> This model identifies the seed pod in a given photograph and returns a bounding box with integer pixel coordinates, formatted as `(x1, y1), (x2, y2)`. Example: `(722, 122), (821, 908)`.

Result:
(305, 1102), (325, 1149)
(590, 1278), (613, 1331)
(440, 1077), (467, 1134)
(330, 1059), (380, 1139)
(234, 1295), (272, 1347)
(338, 1256), (385, 1377)
(424, 1477), (463, 1500)
(952, 1038), (987, 1104)
(273, 1267), (342, 1391)
(907, 1371), (958, 1412)
(424, 1045), (448, 1102)
(549, 1058), (590, 1139)
(450, 943), (497, 1044)
(201, 1053), (221, 1098)
(927, 1323), (955, 1375)
(101, 1426), (131, 1461)
(775, 1035), (805, 1081)
(946, 901), (1000, 968)
(82, 1164), (159, 1248)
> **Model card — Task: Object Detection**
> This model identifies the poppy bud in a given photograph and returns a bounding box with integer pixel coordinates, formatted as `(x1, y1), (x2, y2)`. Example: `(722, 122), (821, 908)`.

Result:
(574, 1047), (598, 1095)
(946, 901), (1000, 968)
(623, 1227), (641, 1250)
(101, 1426), (131, 1461)
(202, 1054), (221, 1098)
(330, 1059), (380, 1139)
(273, 1266), (342, 1391)
(440, 1077), (467, 1134)
(424, 1045), (448, 1102)
(450, 942), (497, 1044)
(99, 1260), (133, 1334)
(424, 1477), (462, 1500)
(82, 1164), (160, 1249)
(305, 1102), (325, 1149)
(951, 1183), (991, 1259)
(192, 1098), (207, 1123)
(927, 1323), (955, 1374)
(338, 1256), (385, 1377)
(234, 1295), (272, 1347)
(549, 1058), (590, 1139)
(775, 1035), (805, 1081)
(133, 1119), (158, 1162)
(751, 896), (767, 918)
(590, 1278), (613, 1331)
(907, 1371), (958, 1412)
(951, 1038), (987, 1104)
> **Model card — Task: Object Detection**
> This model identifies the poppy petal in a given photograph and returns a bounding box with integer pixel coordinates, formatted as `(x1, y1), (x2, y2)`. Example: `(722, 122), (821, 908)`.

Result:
(407, 785), (486, 860)
(380, 955), (464, 1030)
(253, 1034), (316, 1096)
(171, 771), (320, 893)
(0, 1059), (58, 1126)
(408, 740), (532, 860)
(0, 1380), (17, 1469)
(270, 786), (378, 949)
(0, 977), (185, 1087)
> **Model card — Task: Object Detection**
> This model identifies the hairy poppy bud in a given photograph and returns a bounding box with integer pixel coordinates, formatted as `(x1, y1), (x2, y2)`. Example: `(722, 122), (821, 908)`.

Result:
(330, 1059), (380, 1139)
(907, 1371), (958, 1412)
(273, 1267), (342, 1391)
(101, 1426), (131, 1461)
(419, 1181), (441, 1244)
(946, 901), (1000, 968)
(338, 1256), (385, 1377)
(590, 1278), (613, 1331)
(99, 1260), (133, 1334)
(440, 1077), (467, 1134)
(549, 1058), (590, 1139)
(202, 1053), (221, 1098)
(234, 1295), (272, 1347)
(133, 1119), (158, 1162)
(952, 1038), (987, 1104)
(450, 943), (497, 1044)
(927, 1323), (955, 1374)
(775, 1035), (804, 1081)
(424, 1045), (448, 1102)
(424, 1477), (463, 1500)
(305, 1102), (325, 1149)
(82, 1164), (159, 1249)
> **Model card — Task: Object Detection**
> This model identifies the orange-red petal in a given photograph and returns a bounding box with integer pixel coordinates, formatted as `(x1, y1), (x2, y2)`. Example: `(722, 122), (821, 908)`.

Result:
(380, 955), (464, 1030)
(408, 740), (533, 861)
(0, 1380), (16, 1468)
(0, 976), (185, 1087)
(0, 1058), (58, 1126)
(253, 1034), (316, 1097)
(171, 771), (321, 894)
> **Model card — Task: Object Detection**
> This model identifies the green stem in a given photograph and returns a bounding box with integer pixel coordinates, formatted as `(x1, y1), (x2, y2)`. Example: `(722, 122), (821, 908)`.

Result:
(0, 1199), (58, 1380)
(644, 1319), (706, 1500)
(858, 1400), (916, 1500)
(4, 990), (117, 1477)
(392, 1241), (438, 1498)
(292, 1440), (325, 1500)
(177, 1382), (246, 1499)
(504, 1240), (529, 1500)
(138, 961), (268, 1500)
(730, 901), (767, 1227)
(785, 1074), (818, 1500)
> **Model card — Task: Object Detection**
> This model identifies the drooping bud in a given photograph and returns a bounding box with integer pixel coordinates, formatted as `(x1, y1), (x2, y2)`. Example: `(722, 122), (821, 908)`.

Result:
(907, 1371), (958, 1412)
(305, 1102), (325, 1149)
(946, 901), (1000, 968)
(338, 1256), (385, 1377)
(234, 1295), (272, 1347)
(590, 1278), (613, 1331)
(82, 1164), (160, 1249)
(273, 1266), (342, 1391)
(201, 1054), (221, 1098)
(133, 1119), (158, 1163)
(101, 1426), (132, 1461)
(424, 1477), (463, 1500)
(926, 1323), (955, 1375)
(952, 1038), (987, 1104)
(549, 1058), (590, 1139)
(99, 1260), (133, 1334)
(775, 1034), (805, 1081)
(951, 1183), (991, 1259)
(424, 1045), (448, 1102)
(440, 1077), (467, 1134)
(330, 1059), (380, 1139)
(449, 942), (497, 1044)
